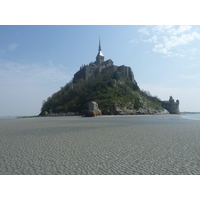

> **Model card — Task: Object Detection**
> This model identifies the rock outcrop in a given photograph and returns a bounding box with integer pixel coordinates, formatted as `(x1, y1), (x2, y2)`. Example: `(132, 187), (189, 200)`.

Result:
(84, 101), (102, 117)
(114, 106), (169, 115)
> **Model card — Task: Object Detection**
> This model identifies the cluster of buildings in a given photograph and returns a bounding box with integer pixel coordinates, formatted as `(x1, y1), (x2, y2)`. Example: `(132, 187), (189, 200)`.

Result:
(73, 39), (137, 85)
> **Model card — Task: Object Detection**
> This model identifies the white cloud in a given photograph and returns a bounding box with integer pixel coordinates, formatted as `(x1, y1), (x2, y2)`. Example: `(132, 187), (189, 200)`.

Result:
(8, 43), (18, 51)
(144, 35), (158, 43)
(152, 25), (191, 35)
(138, 27), (150, 35)
(152, 25), (175, 33)
(138, 25), (200, 57)
(153, 44), (170, 55)
(155, 32), (200, 54)
(168, 25), (192, 35)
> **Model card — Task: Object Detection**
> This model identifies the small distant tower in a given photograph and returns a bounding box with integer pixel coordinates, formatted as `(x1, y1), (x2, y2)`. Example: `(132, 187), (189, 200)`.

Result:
(95, 38), (104, 66)
(161, 96), (180, 114)
(169, 96), (174, 103)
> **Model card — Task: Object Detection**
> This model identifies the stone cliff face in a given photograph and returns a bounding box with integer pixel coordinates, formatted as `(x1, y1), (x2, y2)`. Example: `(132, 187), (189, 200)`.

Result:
(101, 65), (136, 84)
(73, 60), (137, 86)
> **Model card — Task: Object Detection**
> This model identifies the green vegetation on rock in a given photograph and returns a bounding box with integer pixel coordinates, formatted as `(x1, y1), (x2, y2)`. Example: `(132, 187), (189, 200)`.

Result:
(41, 73), (163, 115)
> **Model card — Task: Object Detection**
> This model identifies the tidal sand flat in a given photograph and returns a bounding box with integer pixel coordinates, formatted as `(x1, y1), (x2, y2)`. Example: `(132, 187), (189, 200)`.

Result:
(1, 115), (200, 175)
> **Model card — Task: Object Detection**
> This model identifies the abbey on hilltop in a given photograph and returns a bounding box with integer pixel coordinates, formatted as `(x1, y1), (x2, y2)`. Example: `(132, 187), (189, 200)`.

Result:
(73, 39), (137, 85)
(40, 39), (180, 116)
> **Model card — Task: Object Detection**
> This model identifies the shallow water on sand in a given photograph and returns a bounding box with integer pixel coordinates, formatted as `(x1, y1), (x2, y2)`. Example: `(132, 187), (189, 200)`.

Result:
(1, 115), (200, 175)
(181, 114), (200, 121)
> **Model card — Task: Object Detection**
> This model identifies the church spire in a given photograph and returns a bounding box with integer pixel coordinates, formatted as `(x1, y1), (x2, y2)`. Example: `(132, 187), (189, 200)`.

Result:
(95, 37), (104, 65)
(98, 37), (101, 52)
(97, 37), (104, 56)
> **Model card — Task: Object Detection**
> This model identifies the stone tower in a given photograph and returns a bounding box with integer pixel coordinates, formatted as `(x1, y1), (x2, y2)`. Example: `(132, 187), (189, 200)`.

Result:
(95, 38), (104, 66)
(162, 96), (180, 114)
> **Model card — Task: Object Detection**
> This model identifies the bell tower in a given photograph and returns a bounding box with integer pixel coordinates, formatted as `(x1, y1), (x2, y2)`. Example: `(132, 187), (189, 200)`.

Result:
(95, 38), (104, 65)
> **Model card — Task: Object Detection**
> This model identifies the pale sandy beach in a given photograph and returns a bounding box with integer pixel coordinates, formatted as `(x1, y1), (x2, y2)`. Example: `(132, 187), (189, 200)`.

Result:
(0, 115), (200, 175)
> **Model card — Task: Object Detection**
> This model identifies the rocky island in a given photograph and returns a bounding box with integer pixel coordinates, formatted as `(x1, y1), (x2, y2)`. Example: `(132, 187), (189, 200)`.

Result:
(40, 40), (180, 116)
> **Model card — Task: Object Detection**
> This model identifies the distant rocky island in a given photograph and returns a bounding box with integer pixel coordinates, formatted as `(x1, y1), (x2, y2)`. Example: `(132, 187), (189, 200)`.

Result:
(40, 40), (180, 116)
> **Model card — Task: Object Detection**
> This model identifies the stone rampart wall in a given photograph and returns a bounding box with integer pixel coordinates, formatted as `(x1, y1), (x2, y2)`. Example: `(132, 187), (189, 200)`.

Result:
(73, 60), (137, 85)
(162, 102), (180, 114)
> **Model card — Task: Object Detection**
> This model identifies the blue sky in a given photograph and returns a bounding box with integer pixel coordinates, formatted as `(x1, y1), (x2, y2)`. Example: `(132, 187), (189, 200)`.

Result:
(1, 25), (200, 116)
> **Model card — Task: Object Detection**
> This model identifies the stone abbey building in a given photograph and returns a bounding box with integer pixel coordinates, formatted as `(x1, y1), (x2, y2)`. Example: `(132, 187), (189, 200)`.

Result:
(73, 39), (137, 85)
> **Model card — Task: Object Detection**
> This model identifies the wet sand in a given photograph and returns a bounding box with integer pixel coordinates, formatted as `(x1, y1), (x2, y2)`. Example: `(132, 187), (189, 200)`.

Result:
(1, 115), (200, 175)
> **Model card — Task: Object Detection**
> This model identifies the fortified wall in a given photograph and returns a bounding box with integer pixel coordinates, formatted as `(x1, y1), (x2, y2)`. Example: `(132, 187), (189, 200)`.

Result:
(162, 96), (180, 114)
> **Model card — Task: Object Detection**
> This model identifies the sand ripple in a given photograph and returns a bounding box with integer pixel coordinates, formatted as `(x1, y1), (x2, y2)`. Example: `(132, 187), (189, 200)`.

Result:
(1, 115), (200, 174)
